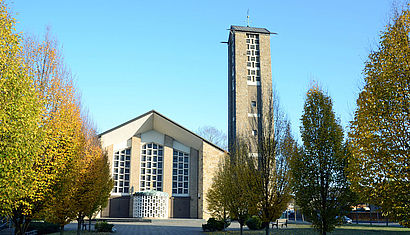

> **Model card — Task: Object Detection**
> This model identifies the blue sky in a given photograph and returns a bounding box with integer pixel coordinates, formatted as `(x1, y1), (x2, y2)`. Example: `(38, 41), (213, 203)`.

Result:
(11, 0), (394, 140)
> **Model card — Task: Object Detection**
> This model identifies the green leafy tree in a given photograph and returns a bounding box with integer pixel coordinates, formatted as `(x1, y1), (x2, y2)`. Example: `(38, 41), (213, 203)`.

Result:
(293, 86), (354, 235)
(348, 7), (410, 227)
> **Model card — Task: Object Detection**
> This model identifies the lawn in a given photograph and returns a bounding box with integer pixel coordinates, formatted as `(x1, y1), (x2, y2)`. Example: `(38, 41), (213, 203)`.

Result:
(207, 224), (410, 235)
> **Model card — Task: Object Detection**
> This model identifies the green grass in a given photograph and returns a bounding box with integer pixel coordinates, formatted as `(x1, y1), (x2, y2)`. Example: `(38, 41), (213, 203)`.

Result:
(207, 224), (410, 235)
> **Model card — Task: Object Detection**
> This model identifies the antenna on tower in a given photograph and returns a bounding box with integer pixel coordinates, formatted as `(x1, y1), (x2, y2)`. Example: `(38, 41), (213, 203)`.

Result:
(247, 9), (250, 27)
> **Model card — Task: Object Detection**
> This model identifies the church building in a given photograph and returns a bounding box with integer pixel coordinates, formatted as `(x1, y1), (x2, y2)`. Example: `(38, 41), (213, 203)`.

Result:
(99, 110), (225, 219)
(99, 24), (273, 219)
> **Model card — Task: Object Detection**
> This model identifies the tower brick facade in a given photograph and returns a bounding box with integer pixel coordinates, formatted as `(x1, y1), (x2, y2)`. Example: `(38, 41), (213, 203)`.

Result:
(228, 26), (273, 152)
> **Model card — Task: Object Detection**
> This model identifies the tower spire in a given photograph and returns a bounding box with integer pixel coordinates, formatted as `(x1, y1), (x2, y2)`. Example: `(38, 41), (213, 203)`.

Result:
(247, 9), (250, 27)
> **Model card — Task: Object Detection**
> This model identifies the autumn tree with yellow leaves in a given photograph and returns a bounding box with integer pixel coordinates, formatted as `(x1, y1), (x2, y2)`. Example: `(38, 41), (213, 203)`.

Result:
(207, 143), (258, 235)
(71, 119), (113, 235)
(45, 118), (113, 235)
(348, 7), (410, 228)
(0, 2), (44, 234)
(0, 1), (113, 234)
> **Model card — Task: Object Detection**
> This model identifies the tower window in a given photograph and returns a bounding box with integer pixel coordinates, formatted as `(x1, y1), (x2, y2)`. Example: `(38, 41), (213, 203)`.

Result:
(251, 101), (256, 107)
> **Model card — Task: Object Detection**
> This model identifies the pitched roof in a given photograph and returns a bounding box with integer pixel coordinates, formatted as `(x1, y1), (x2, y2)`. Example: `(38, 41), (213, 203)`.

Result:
(98, 110), (226, 153)
(230, 25), (271, 34)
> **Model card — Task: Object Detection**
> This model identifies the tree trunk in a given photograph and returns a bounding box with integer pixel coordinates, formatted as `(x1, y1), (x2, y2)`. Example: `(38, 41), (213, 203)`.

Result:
(369, 209), (372, 225)
(240, 223), (243, 235)
(295, 208), (297, 221)
(265, 222), (269, 235)
(60, 225), (64, 235)
(356, 209), (359, 224)
(88, 216), (92, 232)
(76, 215), (83, 235)
(22, 221), (31, 235)
(12, 214), (21, 235)
(12, 214), (30, 235)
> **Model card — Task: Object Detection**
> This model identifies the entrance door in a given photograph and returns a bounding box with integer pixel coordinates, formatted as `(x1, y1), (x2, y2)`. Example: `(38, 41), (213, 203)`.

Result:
(171, 197), (190, 218)
(109, 196), (130, 218)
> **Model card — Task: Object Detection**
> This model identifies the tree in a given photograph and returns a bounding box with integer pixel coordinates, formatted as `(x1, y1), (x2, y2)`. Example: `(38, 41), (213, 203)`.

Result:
(348, 7), (410, 227)
(67, 118), (113, 235)
(252, 95), (295, 235)
(84, 150), (112, 232)
(207, 91), (294, 235)
(206, 155), (230, 221)
(15, 30), (83, 235)
(0, 2), (44, 234)
(292, 86), (354, 235)
(197, 126), (227, 150)
(0, 3), (111, 234)
(44, 118), (113, 235)
(0, 5), (84, 232)
(207, 142), (258, 235)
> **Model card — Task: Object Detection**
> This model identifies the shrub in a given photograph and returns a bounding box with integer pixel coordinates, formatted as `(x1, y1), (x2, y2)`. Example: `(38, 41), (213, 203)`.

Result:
(246, 216), (263, 230)
(202, 218), (226, 232)
(27, 222), (60, 234)
(94, 221), (114, 232)
(223, 219), (231, 228)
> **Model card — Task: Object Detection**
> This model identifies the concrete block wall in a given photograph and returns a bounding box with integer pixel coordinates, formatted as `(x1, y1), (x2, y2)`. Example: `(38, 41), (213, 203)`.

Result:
(201, 142), (226, 220)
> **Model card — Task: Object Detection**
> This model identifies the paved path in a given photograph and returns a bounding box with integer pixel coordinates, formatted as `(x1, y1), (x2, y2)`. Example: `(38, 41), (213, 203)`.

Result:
(66, 219), (208, 235)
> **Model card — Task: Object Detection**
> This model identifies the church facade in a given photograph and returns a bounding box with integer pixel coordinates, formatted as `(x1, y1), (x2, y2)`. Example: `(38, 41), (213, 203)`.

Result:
(99, 110), (225, 219)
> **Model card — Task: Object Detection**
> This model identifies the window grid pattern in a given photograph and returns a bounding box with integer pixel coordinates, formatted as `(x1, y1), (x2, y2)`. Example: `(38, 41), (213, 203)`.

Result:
(172, 150), (189, 195)
(140, 143), (163, 192)
(246, 34), (260, 82)
(133, 194), (168, 218)
(113, 148), (131, 193)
